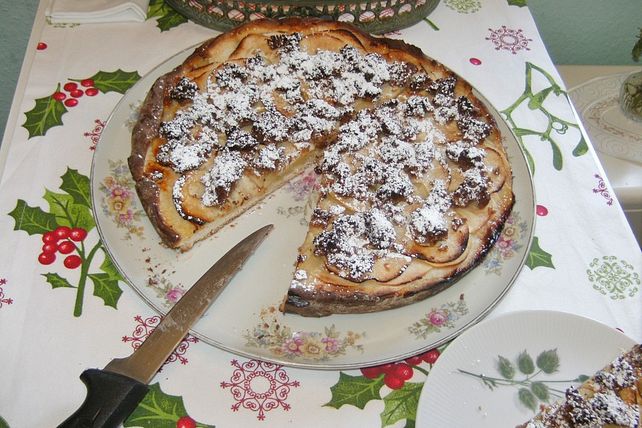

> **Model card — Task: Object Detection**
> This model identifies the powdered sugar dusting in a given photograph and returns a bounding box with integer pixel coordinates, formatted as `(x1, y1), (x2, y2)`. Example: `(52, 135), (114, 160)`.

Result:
(154, 31), (504, 280)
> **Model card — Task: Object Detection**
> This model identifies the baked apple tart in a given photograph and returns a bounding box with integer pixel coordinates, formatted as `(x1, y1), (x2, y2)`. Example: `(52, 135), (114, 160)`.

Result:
(129, 18), (514, 317)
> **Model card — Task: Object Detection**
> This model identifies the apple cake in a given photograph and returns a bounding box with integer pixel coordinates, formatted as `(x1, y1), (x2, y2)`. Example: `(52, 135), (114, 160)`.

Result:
(129, 18), (514, 317)
(517, 344), (641, 428)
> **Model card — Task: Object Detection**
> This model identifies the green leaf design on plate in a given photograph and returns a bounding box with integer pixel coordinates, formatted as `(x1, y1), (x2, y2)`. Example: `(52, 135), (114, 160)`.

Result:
(380, 382), (422, 427)
(88, 273), (123, 309)
(8, 200), (58, 235)
(526, 237), (554, 270)
(124, 383), (214, 428)
(0, 415), (9, 428)
(324, 373), (384, 409)
(518, 388), (537, 411)
(517, 350), (535, 375)
(42, 273), (75, 289)
(497, 355), (515, 380)
(577, 374), (590, 382)
(530, 382), (550, 401)
(147, 0), (188, 32)
(536, 349), (560, 374)
(88, 70), (141, 94)
(507, 0), (528, 6)
(61, 168), (92, 208)
(22, 86), (67, 138)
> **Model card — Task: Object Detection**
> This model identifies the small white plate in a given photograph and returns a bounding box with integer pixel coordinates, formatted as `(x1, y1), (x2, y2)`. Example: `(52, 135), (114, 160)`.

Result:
(416, 310), (636, 427)
(91, 44), (534, 370)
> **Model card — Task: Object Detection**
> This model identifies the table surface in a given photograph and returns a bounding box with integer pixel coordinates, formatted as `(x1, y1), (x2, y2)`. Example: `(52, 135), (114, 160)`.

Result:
(1, 1), (640, 427)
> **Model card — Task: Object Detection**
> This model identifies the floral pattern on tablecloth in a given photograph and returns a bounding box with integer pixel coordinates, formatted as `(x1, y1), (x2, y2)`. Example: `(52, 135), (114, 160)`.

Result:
(587, 256), (640, 299)
(122, 315), (200, 367)
(0, 278), (13, 309)
(592, 173), (614, 205)
(221, 359), (301, 421)
(445, 0), (481, 13)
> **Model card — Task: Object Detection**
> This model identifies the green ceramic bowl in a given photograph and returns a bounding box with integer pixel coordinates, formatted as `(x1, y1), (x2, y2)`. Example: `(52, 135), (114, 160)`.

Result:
(166, 0), (440, 34)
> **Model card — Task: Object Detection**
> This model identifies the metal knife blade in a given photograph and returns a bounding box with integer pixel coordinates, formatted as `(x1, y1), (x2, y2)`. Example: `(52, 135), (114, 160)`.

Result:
(58, 224), (273, 428)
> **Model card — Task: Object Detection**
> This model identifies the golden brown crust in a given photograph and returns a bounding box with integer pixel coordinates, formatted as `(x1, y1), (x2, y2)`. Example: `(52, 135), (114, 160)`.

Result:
(130, 18), (514, 315)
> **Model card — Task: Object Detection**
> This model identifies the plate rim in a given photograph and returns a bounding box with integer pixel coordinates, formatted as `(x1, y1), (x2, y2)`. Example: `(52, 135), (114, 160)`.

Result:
(90, 41), (536, 370)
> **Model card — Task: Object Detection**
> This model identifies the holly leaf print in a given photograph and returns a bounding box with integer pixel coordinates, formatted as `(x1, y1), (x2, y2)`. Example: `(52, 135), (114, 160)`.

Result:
(22, 87), (67, 138)
(380, 382), (422, 427)
(42, 273), (75, 289)
(507, 0), (528, 7)
(61, 168), (92, 208)
(124, 383), (214, 428)
(324, 373), (385, 409)
(43, 190), (95, 232)
(88, 272), (123, 309)
(147, 0), (187, 32)
(87, 70), (141, 94)
(8, 200), (58, 235)
(525, 237), (554, 270)
(99, 254), (124, 281)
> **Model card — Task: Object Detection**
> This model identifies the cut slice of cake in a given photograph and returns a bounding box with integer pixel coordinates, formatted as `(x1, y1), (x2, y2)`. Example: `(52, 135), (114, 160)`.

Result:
(518, 344), (641, 428)
(129, 18), (514, 316)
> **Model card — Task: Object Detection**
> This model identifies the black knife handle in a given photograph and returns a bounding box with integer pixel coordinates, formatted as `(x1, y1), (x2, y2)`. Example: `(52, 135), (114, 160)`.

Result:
(57, 369), (149, 428)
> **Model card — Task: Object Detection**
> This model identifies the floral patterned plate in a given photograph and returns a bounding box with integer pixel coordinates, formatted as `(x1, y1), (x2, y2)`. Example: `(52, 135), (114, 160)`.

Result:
(91, 45), (534, 369)
(416, 310), (637, 427)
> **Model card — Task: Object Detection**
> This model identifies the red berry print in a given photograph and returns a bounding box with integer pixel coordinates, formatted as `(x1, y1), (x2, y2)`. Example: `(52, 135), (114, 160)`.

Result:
(469, 57), (482, 65)
(361, 366), (383, 379)
(379, 363), (396, 374)
(404, 355), (423, 366)
(85, 87), (99, 96)
(422, 349), (441, 364)
(38, 252), (56, 265)
(383, 373), (405, 390)
(176, 416), (196, 428)
(53, 92), (66, 101)
(54, 226), (71, 240)
(80, 79), (95, 88)
(42, 243), (58, 254)
(63, 82), (78, 92)
(536, 204), (548, 216)
(393, 363), (414, 381)
(42, 231), (58, 244)
(69, 89), (84, 98)
(37, 42), (48, 50)
(70, 228), (87, 242)
(64, 98), (79, 107)
(58, 240), (76, 254)
(64, 255), (82, 269)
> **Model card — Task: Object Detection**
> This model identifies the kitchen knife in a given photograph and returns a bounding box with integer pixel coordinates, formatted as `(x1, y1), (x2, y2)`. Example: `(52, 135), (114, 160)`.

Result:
(58, 224), (274, 428)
